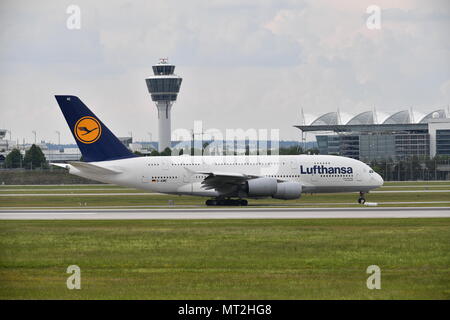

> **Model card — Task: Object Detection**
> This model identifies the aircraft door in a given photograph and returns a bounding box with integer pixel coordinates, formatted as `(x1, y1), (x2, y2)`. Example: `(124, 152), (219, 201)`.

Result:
(162, 159), (169, 170)
(179, 171), (193, 193)
(290, 160), (297, 170)
(141, 176), (151, 183)
(142, 166), (151, 183)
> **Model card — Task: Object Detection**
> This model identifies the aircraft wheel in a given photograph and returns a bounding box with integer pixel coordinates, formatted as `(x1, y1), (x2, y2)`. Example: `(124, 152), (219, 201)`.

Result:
(358, 191), (366, 204)
(207, 199), (247, 206)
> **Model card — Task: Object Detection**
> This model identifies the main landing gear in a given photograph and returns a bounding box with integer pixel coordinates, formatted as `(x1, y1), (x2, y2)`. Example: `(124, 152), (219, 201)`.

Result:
(358, 192), (366, 204)
(205, 199), (248, 206)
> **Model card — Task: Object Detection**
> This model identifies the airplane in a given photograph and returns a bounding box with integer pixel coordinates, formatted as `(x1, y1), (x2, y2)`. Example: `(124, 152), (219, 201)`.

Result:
(52, 95), (383, 206)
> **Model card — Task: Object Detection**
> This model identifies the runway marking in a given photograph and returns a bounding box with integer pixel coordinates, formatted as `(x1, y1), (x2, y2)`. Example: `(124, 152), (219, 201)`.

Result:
(0, 188), (137, 192)
(0, 212), (96, 215)
(371, 190), (450, 193)
(0, 184), (108, 187)
(0, 192), (156, 196)
(1, 201), (450, 210)
(1, 207), (449, 220)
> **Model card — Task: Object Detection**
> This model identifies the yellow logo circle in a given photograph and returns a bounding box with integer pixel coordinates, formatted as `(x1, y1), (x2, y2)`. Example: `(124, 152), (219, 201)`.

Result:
(74, 116), (102, 144)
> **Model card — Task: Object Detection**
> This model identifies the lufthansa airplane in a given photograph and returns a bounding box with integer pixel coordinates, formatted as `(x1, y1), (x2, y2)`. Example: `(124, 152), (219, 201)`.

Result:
(52, 96), (383, 206)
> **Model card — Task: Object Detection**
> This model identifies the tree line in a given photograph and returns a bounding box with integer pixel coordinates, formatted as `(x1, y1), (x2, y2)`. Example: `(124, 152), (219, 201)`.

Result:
(4, 145), (48, 169)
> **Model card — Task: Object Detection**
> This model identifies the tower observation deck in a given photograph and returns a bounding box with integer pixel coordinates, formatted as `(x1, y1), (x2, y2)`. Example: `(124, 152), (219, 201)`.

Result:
(145, 58), (183, 151)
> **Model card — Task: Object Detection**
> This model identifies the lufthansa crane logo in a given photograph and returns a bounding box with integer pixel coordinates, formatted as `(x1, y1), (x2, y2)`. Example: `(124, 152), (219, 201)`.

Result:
(74, 116), (102, 144)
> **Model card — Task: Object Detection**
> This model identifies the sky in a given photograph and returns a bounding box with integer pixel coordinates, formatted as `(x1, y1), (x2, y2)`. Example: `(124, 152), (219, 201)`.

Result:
(0, 0), (449, 144)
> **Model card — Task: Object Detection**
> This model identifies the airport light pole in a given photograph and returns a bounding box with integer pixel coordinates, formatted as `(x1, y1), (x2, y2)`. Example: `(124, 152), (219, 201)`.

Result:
(190, 128), (206, 155)
(147, 132), (153, 150)
(5, 130), (11, 150)
(55, 131), (60, 146)
(435, 159), (437, 180)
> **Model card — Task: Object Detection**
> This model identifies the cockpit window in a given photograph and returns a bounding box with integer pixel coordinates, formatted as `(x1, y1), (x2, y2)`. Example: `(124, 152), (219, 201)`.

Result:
(369, 170), (374, 173)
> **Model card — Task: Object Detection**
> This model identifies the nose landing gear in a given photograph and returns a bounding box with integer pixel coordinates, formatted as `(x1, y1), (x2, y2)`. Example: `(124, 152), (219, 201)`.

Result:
(358, 192), (366, 204)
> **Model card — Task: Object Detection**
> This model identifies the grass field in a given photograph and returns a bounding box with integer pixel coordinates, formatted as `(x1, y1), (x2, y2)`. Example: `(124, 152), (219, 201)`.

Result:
(1, 191), (450, 208)
(1, 181), (449, 208)
(1, 181), (449, 299)
(0, 219), (449, 299)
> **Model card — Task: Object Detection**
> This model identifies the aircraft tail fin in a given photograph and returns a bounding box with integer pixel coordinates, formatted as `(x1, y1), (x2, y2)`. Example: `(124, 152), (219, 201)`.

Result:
(55, 95), (136, 162)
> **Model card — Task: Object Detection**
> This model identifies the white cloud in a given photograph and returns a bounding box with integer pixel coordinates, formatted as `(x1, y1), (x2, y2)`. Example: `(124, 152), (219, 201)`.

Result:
(0, 0), (449, 143)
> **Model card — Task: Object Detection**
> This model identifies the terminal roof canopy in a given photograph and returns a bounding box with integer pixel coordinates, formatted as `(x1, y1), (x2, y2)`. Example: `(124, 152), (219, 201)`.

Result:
(346, 111), (374, 125)
(310, 112), (339, 126)
(382, 110), (410, 124)
(419, 109), (447, 123)
(295, 108), (449, 133)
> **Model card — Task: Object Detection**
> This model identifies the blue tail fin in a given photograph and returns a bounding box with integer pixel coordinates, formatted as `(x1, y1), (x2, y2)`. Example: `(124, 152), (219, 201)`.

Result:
(55, 95), (135, 162)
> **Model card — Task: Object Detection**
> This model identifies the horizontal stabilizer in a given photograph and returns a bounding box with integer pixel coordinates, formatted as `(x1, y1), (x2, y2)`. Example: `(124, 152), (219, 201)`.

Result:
(51, 161), (121, 175)
(50, 163), (69, 169)
(69, 161), (122, 175)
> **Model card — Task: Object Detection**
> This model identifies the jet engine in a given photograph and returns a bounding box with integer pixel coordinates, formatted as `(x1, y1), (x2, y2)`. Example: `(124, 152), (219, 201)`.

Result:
(272, 181), (302, 200)
(245, 177), (278, 197)
(244, 178), (302, 200)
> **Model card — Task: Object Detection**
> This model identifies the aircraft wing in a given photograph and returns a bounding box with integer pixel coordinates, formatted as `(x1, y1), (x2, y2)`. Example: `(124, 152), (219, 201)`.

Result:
(193, 171), (259, 193)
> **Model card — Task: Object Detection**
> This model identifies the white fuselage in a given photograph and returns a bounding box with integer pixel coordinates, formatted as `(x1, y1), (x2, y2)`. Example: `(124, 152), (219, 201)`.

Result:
(66, 154), (383, 198)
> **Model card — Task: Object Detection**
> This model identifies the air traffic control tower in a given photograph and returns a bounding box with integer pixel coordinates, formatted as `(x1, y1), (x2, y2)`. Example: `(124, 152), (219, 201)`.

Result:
(145, 58), (183, 151)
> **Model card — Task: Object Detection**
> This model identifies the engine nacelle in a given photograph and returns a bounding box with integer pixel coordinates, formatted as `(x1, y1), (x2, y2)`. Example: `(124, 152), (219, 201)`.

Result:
(272, 181), (302, 200)
(246, 177), (277, 197)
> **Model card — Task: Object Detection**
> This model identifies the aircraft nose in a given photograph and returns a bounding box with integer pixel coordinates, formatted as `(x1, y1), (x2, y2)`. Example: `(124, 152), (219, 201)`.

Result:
(376, 173), (384, 187)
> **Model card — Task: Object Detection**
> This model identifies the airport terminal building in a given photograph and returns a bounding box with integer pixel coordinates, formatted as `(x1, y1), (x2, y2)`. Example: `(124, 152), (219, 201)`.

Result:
(295, 109), (450, 162)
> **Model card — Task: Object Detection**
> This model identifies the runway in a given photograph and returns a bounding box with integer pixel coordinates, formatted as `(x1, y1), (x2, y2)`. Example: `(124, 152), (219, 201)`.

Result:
(0, 207), (449, 220)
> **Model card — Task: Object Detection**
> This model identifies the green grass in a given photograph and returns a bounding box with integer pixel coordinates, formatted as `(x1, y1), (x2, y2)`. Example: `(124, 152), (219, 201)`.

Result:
(1, 181), (449, 208)
(0, 189), (143, 194)
(0, 219), (449, 299)
(1, 191), (449, 208)
(0, 184), (119, 189)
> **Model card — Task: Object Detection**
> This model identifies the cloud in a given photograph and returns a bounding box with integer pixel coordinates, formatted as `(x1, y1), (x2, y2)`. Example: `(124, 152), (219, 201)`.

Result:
(0, 0), (449, 142)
